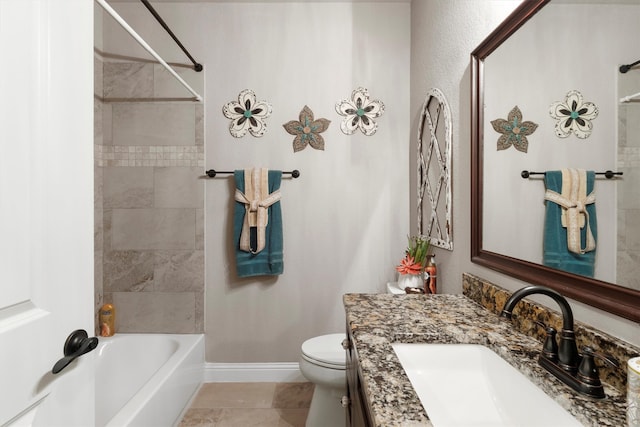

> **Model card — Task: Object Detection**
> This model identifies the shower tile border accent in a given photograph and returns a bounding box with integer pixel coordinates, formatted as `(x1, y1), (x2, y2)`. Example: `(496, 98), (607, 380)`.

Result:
(95, 144), (204, 167)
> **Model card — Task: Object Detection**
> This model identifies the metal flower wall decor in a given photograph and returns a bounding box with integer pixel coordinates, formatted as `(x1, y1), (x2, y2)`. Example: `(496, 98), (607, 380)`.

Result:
(335, 87), (385, 136)
(282, 106), (331, 152)
(549, 90), (599, 139)
(490, 106), (538, 153)
(222, 89), (273, 138)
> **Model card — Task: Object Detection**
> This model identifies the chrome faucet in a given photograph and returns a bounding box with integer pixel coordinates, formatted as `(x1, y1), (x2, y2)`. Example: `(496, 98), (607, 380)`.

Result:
(500, 285), (617, 399)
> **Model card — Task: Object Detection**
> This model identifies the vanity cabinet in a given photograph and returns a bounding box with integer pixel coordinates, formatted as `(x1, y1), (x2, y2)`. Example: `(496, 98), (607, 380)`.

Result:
(345, 327), (373, 427)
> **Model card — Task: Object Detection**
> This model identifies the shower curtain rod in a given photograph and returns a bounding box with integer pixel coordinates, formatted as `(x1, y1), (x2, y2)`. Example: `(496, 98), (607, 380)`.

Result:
(95, 0), (203, 102)
(620, 91), (640, 103)
(140, 0), (203, 72)
(620, 59), (640, 73)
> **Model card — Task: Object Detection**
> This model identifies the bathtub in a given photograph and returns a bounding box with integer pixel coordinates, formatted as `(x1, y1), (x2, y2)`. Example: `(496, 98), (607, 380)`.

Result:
(95, 334), (204, 427)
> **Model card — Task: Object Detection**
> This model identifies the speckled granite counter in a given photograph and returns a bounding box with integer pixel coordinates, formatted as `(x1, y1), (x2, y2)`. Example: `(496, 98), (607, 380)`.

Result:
(343, 290), (631, 427)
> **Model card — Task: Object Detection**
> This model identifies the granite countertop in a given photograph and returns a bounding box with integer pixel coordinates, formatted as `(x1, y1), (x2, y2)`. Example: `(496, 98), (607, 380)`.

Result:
(343, 293), (627, 427)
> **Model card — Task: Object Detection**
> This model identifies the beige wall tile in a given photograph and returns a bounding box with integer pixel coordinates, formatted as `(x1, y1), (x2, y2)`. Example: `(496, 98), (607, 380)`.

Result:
(104, 63), (153, 98)
(154, 250), (204, 292)
(94, 99), (103, 143)
(112, 103), (195, 146)
(154, 167), (204, 208)
(104, 167), (154, 208)
(96, 60), (204, 333)
(195, 208), (204, 250)
(625, 105), (640, 148)
(111, 208), (196, 250)
(113, 291), (196, 333)
(195, 104), (204, 146)
(104, 250), (155, 292)
(153, 64), (204, 98)
(619, 169), (640, 209)
(102, 103), (113, 145)
(194, 290), (204, 333)
(617, 251), (640, 291)
(626, 210), (640, 251)
(94, 57), (103, 98)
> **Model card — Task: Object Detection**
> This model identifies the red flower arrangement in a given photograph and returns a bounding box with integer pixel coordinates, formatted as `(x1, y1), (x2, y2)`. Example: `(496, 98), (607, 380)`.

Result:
(395, 255), (423, 275)
(395, 236), (430, 275)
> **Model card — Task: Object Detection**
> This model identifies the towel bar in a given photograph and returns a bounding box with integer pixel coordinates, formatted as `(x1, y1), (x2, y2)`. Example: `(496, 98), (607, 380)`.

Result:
(204, 169), (300, 178)
(521, 170), (622, 179)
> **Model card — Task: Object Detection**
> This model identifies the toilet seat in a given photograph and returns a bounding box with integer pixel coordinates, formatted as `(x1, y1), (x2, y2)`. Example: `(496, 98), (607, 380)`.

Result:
(301, 333), (346, 370)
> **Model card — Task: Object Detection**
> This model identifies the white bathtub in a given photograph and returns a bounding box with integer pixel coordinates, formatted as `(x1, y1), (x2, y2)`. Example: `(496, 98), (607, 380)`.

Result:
(95, 334), (204, 427)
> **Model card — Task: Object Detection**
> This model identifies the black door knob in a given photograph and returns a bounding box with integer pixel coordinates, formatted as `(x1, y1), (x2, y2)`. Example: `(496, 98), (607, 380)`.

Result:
(51, 329), (99, 374)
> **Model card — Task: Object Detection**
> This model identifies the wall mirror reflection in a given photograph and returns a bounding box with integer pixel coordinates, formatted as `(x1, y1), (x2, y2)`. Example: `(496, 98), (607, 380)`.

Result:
(471, 0), (640, 322)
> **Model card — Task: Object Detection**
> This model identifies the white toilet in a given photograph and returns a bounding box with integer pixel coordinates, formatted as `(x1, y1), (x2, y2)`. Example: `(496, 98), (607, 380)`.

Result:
(299, 333), (346, 427)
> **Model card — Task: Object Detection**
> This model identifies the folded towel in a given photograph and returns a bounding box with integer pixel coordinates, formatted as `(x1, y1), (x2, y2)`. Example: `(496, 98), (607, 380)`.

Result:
(233, 169), (284, 277)
(543, 169), (597, 277)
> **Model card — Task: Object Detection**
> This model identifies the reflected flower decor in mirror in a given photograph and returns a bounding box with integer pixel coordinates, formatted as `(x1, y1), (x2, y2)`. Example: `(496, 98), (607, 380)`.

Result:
(549, 90), (599, 139)
(490, 106), (538, 153)
(335, 87), (385, 136)
(282, 106), (331, 152)
(222, 89), (273, 138)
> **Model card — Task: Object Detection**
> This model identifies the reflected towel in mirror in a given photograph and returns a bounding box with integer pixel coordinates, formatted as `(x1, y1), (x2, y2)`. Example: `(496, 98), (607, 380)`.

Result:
(543, 169), (597, 277)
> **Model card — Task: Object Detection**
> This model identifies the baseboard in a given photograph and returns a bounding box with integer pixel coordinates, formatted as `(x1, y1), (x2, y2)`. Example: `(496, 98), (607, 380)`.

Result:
(204, 362), (306, 383)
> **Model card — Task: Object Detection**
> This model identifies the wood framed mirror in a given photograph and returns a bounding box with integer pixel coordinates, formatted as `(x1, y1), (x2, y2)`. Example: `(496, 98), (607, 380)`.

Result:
(470, 0), (640, 322)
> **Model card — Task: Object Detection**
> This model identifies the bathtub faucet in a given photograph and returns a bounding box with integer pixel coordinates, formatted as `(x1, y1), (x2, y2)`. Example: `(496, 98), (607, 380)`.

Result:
(500, 285), (617, 399)
(52, 329), (99, 374)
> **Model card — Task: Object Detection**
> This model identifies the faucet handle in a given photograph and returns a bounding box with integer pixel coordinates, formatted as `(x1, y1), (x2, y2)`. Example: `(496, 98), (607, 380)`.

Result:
(535, 321), (558, 362)
(577, 346), (619, 386)
(582, 346), (619, 368)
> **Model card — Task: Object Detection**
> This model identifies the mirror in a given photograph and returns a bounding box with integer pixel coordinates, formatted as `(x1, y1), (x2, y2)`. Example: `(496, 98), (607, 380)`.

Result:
(471, 0), (640, 322)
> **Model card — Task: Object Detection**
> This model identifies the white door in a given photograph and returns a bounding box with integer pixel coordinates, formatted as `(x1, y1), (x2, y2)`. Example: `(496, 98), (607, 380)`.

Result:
(0, 0), (95, 425)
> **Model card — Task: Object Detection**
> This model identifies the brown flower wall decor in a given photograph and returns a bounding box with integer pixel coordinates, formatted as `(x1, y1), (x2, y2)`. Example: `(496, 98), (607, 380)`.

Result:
(283, 105), (331, 152)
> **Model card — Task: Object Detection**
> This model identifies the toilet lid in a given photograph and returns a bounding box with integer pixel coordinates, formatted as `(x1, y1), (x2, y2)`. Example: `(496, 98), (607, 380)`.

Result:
(301, 333), (346, 367)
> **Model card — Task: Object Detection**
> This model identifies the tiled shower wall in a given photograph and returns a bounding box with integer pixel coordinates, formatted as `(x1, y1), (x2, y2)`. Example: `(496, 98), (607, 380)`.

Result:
(94, 58), (204, 333)
(617, 70), (640, 292)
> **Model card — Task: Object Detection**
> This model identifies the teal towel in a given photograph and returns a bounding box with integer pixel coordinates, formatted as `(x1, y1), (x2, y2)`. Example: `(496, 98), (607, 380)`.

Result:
(233, 170), (284, 277)
(543, 170), (597, 277)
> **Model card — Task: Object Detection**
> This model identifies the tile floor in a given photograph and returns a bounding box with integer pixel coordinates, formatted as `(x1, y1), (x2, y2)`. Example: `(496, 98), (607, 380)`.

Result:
(178, 382), (314, 427)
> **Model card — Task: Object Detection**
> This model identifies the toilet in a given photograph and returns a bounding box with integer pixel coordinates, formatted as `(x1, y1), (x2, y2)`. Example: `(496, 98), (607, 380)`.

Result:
(299, 333), (346, 427)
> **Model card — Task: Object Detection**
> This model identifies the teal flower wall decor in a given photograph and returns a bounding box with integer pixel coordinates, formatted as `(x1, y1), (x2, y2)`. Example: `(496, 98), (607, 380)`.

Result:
(490, 106), (538, 153)
(282, 106), (331, 152)
(335, 87), (385, 136)
(549, 90), (598, 139)
(222, 89), (273, 138)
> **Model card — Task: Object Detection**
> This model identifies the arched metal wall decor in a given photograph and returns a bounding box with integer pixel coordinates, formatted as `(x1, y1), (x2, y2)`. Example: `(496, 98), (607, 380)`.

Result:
(417, 88), (453, 250)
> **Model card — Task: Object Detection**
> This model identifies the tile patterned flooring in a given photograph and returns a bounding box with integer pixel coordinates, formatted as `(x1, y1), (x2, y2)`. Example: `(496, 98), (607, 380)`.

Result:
(179, 382), (314, 427)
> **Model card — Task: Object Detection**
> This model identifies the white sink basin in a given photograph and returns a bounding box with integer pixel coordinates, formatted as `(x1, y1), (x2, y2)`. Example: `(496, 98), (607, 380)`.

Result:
(392, 343), (582, 427)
